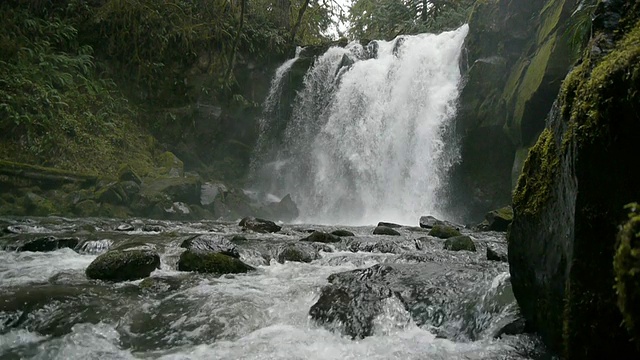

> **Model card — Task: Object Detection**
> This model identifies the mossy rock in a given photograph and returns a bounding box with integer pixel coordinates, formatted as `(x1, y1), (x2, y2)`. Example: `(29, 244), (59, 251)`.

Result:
(24, 192), (58, 216)
(614, 207), (640, 350)
(17, 236), (79, 252)
(485, 206), (514, 231)
(428, 224), (461, 239)
(444, 236), (477, 252)
(74, 200), (100, 216)
(373, 226), (401, 236)
(86, 249), (160, 282)
(118, 164), (142, 185)
(178, 250), (255, 274)
(156, 151), (184, 178)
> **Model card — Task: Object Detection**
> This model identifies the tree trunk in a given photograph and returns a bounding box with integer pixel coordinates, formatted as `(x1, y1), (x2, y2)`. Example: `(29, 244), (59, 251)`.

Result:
(290, 0), (311, 44)
(224, 0), (246, 84)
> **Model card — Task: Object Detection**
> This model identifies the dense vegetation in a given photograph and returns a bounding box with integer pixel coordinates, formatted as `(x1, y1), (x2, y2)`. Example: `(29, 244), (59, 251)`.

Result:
(0, 0), (474, 178)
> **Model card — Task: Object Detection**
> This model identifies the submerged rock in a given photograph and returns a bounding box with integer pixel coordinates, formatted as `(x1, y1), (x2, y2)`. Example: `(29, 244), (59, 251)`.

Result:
(300, 231), (341, 243)
(443, 236), (476, 252)
(15, 236), (79, 252)
(239, 217), (281, 233)
(309, 262), (491, 339)
(429, 224), (461, 239)
(86, 249), (160, 281)
(331, 229), (355, 237)
(487, 246), (508, 262)
(276, 243), (320, 263)
(372, 226), (401, 236)
(178, 251), (254, 274)
(116, 224), (135, 232)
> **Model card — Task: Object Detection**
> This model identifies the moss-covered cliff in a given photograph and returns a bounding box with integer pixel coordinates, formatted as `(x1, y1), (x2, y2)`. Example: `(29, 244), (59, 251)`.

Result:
(509, 0), (640, 357)
(448, 0), (582, 221)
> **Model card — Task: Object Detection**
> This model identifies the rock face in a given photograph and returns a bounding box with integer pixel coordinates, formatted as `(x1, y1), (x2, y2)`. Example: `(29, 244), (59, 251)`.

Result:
(614, 205), (640, 350)
(86, 249), (160, 281)
(508, 3), (640, 358)
(239, 217), (281, 233)
(447, 0), (579, 221)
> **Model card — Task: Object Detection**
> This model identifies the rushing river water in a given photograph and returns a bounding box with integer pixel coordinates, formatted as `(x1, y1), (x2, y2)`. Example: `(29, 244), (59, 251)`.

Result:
(0, 216), (550, 359)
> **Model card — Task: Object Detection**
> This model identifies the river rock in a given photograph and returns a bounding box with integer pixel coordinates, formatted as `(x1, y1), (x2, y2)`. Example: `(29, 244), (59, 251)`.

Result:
(347, 238), (405, 254)
(373, 226), (401, 236)
(178, 251), (254, 274)
(86, 249), (160, 281)
(484, 206), (513, 232)
(377, 222), (402, 228)
(300, 231), (341, 243)
(239, 216), (281, 233)
(487, 245), (508, 262)
(331, 229), (355, 237)
(429, 224), (461, 239)
(419, 215), (441, 229)
(270, 194), (299, 222)
(443, 236), (476, 252)
(16, 236), (79, 252)
(276, 243), (320, 263)
(116, 223), (135, 231)
(180, 234), (239, 258)
(309, 263), (489, 339)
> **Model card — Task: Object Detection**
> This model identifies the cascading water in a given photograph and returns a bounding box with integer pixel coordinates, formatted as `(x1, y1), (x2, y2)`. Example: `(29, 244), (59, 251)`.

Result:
(251, 25), (469, 225)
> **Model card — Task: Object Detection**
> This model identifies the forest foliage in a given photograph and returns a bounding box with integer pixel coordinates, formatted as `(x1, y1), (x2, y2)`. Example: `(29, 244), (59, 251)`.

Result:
(0, 0), (474, 174)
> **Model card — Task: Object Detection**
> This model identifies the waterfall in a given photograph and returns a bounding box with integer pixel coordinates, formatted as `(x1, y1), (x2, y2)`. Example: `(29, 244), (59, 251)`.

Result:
(252, 25), (469, 225)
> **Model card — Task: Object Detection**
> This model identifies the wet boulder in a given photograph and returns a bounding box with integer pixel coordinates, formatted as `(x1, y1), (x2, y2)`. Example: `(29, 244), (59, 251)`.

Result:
(346, 237), (406, 254)
(331, 229), (355, 237)
(270, 194), (299, 222)
(377, 222), (402, 228)
(373, 226), (401, 236)
(178, 251), (254, 274)
(180, 234), (239, 258)
(419, 215), (441, 229)
(487, 245), (508, 262)
(484, 206), (513, 232)
(301, 231), (341, 243)
(429, 224), (461, 239)
(86, 249), (160, 281)
(14, 236), (79, 252)
(239, 217), (281, 233)
(309, 262), (489, 339)
(276, 243), (320, 263)
(443, 236), (476, 252)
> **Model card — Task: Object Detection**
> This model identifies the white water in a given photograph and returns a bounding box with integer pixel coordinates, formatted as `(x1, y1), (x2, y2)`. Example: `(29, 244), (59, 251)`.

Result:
(251, 26), (468, 225)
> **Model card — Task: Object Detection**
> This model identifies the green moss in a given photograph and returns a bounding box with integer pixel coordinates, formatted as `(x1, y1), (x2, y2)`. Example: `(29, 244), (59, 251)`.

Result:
(513, 128), (560, 216)
(562, 21), (640, 145)
(178, 251), (255, 274)
(86, 249), (160, 282)
(428, 224), (462, 239)
(508, 36), (556, 143)
(538, 0), (566, 45)
(614, 203), (640, 349)
(444, 235), (477, 252)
